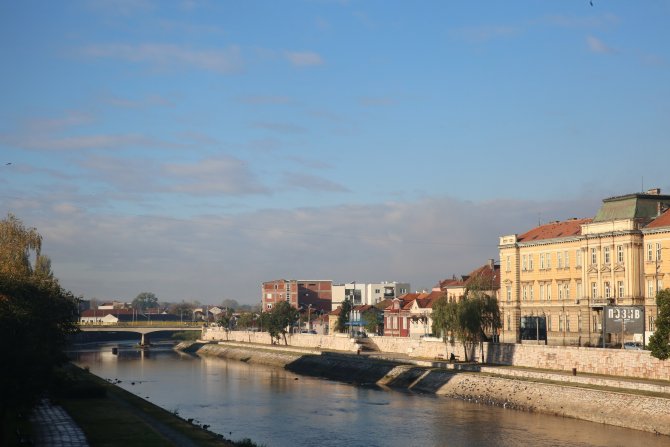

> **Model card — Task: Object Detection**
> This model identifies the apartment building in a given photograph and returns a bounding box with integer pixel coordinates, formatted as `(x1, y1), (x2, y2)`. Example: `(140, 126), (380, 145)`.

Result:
(261, 279), (333, 312)
(499, 189), (670, 346)
(331, 281), (410, 310)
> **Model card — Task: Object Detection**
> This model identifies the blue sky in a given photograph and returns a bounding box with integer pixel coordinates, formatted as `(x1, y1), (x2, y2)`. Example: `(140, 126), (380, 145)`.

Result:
(1, 1), (669, 304)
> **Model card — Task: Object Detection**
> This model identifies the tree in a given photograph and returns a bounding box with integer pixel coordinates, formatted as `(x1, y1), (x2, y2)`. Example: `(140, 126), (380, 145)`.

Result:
(335, 298), (352, 333)
(264, 301), (299, 345)
(431, 293), (501, 362)
(217, 308), (235, 330)
(235, 312), (256, 330)
(169, 301), (194, 322)
(649, 289), (670, 360)
(0, 213), (42, 277)
(132, 292), (158, 310)
(221, 299), (239, 310)
(362, 309), (382, 335)
(0, 215), (79, 441)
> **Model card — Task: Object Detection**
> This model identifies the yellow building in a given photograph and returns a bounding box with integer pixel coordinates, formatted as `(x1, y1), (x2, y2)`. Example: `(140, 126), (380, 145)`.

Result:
(500, 189), (670, 346)
(642, 208), (670, 336)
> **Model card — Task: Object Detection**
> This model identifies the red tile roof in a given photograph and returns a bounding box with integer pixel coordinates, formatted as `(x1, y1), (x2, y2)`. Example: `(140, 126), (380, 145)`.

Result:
(465, 263), (500, 290)
(646, 209), (670, 229)
(517, 218), (592, 242)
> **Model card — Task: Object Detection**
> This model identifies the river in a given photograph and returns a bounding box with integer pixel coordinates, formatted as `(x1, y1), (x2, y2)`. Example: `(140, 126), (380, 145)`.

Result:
(68, 342), (668, 447)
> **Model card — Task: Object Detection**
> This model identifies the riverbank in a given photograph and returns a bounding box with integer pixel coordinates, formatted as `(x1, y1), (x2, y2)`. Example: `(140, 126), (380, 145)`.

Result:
(52, 363), (258, 447)
(177, 341), (670, 436)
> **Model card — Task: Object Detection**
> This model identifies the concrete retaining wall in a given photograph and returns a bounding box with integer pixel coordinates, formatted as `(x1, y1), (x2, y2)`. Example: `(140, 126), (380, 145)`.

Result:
(201, 328), (670, 380)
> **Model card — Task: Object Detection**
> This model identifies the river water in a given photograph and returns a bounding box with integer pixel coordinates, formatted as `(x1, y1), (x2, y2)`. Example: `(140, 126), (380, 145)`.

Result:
(69, 342), (668, 447)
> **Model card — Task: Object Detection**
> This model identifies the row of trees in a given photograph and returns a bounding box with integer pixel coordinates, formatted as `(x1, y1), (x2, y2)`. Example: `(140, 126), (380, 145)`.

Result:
(0, 214), (80, 441)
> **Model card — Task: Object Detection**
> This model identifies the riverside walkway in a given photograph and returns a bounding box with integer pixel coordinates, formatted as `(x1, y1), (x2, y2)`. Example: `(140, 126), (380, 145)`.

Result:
(31, 399), (89, 447)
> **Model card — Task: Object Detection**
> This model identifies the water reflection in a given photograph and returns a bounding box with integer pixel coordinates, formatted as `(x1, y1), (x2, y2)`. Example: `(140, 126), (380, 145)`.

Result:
(70, 343), (668, 447)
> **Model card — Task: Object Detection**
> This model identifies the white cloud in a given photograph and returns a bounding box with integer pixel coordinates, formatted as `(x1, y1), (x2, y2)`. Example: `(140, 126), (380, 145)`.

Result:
(2, 133), (173, 151)
(283, 172), (349, 193)
(21, 194), (601, 304)
(163, 157), (270, 195)
(586, 35), (617, 54)
(285, 51), (324, 67)
(80, 43), (243, 74)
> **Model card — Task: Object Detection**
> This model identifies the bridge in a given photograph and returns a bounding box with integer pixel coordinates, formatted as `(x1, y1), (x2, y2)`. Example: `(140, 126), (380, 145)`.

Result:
(78, 323), (203, 345)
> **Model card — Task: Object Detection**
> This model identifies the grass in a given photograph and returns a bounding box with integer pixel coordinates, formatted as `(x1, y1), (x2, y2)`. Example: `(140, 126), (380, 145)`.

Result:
(54, 364), (262, 446)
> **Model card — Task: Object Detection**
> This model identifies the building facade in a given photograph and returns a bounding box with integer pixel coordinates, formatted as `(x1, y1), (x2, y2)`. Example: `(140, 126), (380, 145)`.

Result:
(261, 279), (333, 313)
(331, 281), (410, 310)
(499, 189), (670, 346)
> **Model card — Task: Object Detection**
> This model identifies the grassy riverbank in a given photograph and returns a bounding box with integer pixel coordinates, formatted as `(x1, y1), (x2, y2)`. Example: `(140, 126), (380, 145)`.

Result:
(52, 364), (261, 447)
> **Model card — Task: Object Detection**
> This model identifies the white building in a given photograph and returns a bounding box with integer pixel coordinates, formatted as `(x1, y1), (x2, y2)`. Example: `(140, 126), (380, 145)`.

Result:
(331, 281), (410, 310)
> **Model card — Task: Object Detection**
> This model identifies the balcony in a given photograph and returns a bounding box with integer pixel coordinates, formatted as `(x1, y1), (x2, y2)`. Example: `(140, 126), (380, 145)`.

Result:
(589, 297), (614, 308)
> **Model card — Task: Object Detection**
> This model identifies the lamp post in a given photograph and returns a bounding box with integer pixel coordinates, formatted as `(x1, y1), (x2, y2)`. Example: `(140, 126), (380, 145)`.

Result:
(307, 304), (312, 332)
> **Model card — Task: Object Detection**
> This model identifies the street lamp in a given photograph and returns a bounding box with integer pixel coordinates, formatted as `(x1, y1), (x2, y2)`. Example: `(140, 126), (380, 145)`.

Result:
(307, 304), (312, 332)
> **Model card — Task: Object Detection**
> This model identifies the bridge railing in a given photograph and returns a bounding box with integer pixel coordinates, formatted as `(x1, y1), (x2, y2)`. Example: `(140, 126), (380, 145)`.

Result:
(78, 321), (206, 328)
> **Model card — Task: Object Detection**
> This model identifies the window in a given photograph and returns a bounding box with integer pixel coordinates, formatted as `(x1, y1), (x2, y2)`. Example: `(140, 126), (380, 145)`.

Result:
(506, 255), (511, 272)
(566, 315), (571, 332)
(559, 315), (563, 331)
(648, 279), (654, 298)
(647, 243), (653, 261)
(576, 249), (582, 267)
(546, 252), (551, 269)
(617, 281), (624, 298)
(506, 286), (512, 303)
(604, 246), (611, 264)
(540, 284), (545, 301)
(617, 245), (624, 263)
(375, 289), (380, 293)
(591, 248), (597, 265)
(650, 316), (655, 332)
(604, 281), (611, 299)
(547, 315), (552, 331)
(540, 253), (545, 269)
(558, 283), (563, 301)
(557, 252), (563, 269)
(267, 303), (273, 309)
(576, 281), (582, 299)
(528, 254), (533, 271)
(507, 314), (511, 331)
(657, 243), (662, 261)
(564, 283), (570, 301)
(547, 284), (552, 301)
(578, 314), (582, 332)
(522, 255), (527, 271)
(529, 284), (534, 301)
(564, 251), (569, 268)
(593, 315), (598, 332)
(522, 285), (528, 301)
(591, 282), (597, 299)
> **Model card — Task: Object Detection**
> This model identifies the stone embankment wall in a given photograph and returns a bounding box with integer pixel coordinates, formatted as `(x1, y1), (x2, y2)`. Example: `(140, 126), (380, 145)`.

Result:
(201, 327), (359, 352)
(201, 327), (670, 381)
(178, 341), (670, 436)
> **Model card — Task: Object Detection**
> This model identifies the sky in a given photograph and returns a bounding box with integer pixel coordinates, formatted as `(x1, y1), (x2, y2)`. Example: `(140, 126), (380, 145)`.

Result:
(1, 0), (669, 305)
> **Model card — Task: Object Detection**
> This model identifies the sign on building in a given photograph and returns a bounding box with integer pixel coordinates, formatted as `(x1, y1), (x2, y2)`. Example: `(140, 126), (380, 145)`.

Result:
(603, 306), (644, 334)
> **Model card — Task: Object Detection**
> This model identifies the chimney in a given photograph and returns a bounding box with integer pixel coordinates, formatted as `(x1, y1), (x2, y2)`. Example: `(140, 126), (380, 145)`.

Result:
(647, 188), (661, 195)
(488, 258), (495, 270)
